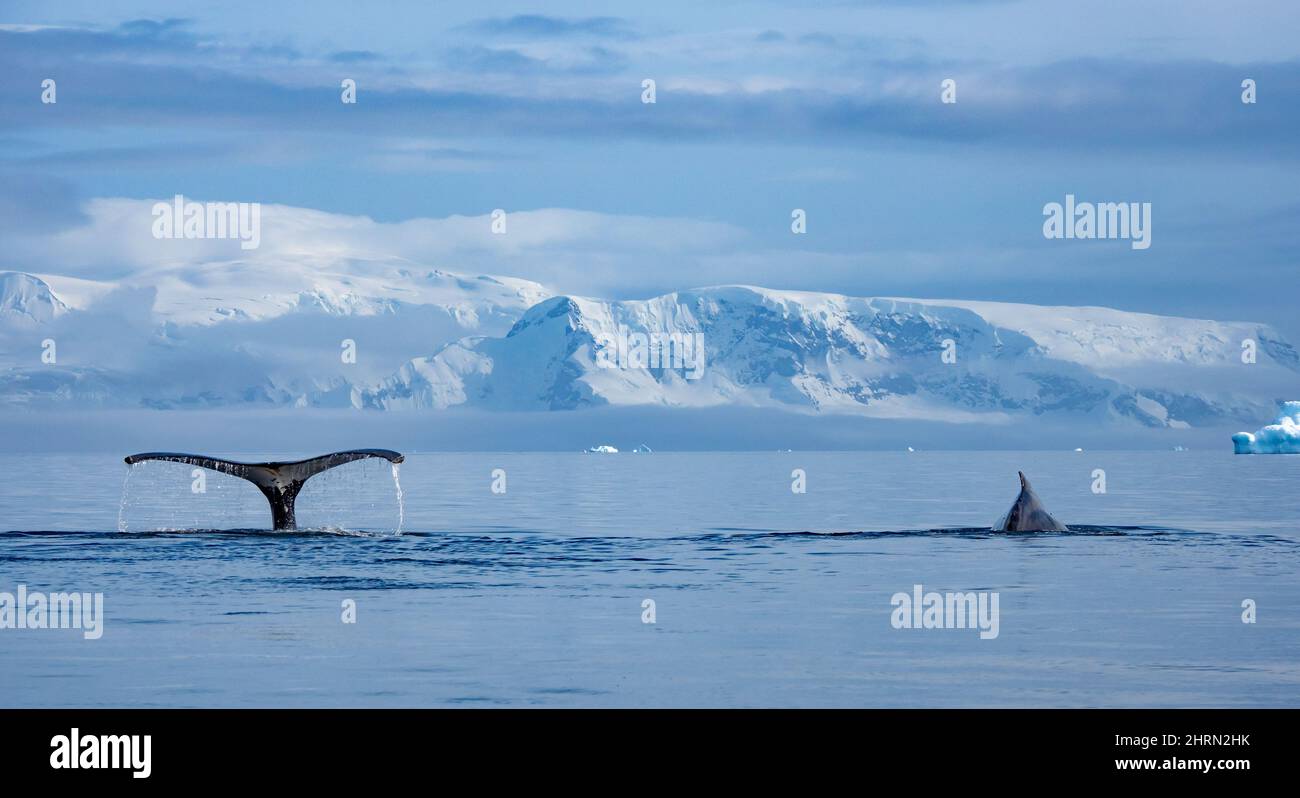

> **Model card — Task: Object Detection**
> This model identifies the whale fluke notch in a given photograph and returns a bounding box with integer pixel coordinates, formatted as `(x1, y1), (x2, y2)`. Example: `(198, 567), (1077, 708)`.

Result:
(123, 449), (404, 531)
(994, 471), (1068, 532)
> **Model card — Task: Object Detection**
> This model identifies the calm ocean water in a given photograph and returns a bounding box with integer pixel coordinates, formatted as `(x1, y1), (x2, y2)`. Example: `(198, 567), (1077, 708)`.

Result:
(1, 450), (1297, 707)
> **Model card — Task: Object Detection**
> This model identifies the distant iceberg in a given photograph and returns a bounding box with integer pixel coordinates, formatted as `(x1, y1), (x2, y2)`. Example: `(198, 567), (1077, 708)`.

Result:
(585, 445), (618, 454)
(1232, 401), (1300, 454)
(632, 444), (653, 454)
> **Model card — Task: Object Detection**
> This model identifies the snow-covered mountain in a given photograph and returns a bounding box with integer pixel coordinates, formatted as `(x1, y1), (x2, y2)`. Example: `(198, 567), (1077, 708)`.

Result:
(0, 263), (551, 408)
(362, 286), (1299, 428)
(22, 256), (554, 327)
(3, 269), (1296, 429)
(0, 272), (69, 325)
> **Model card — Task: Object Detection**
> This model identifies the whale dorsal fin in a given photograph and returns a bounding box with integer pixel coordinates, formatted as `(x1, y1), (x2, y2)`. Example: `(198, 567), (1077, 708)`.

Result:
(123, 450), (404, 530)
(994, 471), (1069, 532)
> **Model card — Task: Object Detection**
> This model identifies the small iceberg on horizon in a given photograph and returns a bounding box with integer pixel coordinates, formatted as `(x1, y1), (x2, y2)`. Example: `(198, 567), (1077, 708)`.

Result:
(632, 444), (653, 454)
(585, 444), (619, 454)
(1232, 401), (1300, 454)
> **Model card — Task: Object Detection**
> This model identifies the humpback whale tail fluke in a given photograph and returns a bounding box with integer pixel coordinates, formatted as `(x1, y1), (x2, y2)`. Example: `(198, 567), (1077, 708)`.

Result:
(994, 471), (1069, 532)
(123, 449), (405, 531)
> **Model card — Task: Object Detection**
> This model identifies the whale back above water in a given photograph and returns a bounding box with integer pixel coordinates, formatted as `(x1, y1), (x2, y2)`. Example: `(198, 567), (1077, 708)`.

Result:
(994, 471), (1069, 532)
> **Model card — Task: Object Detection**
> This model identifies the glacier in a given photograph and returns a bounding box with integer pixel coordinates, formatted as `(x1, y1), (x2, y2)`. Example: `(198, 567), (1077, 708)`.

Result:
(362, 286), (1299, 431)
(1232, 401), (1300, 454)
(0, 263), (551, 409)
(3, 268), (1299, 443)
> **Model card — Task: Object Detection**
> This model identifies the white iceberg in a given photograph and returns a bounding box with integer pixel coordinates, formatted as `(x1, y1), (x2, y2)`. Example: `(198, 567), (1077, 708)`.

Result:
(585, 445), (618, 454)
(1232, 401), (1300, 454)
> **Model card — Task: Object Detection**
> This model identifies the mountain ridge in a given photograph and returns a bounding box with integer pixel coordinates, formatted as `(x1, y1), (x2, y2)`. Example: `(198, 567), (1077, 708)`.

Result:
(363, 285), (1298, 428)
(3, 271), (1295, 430)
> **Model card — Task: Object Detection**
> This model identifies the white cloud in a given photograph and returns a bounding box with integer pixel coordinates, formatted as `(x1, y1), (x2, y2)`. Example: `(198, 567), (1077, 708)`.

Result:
(5, 198), (751, 296)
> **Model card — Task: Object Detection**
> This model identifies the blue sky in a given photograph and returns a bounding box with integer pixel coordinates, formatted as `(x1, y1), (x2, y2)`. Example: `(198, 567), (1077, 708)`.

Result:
(1, 1), (1298, 336)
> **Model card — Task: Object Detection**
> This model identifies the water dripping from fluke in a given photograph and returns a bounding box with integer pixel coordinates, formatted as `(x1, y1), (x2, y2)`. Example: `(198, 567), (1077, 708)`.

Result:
(391, 462), (405, 535)
(117, 462), (136, 534)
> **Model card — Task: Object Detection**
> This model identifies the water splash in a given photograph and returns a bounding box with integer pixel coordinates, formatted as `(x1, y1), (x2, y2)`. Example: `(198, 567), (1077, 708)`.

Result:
(391, 462), (405, 534)
(117, 463), (136, 533)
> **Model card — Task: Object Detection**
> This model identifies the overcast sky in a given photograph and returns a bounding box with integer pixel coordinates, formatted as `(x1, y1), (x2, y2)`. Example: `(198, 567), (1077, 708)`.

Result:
(2, 1), (1297, 337)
